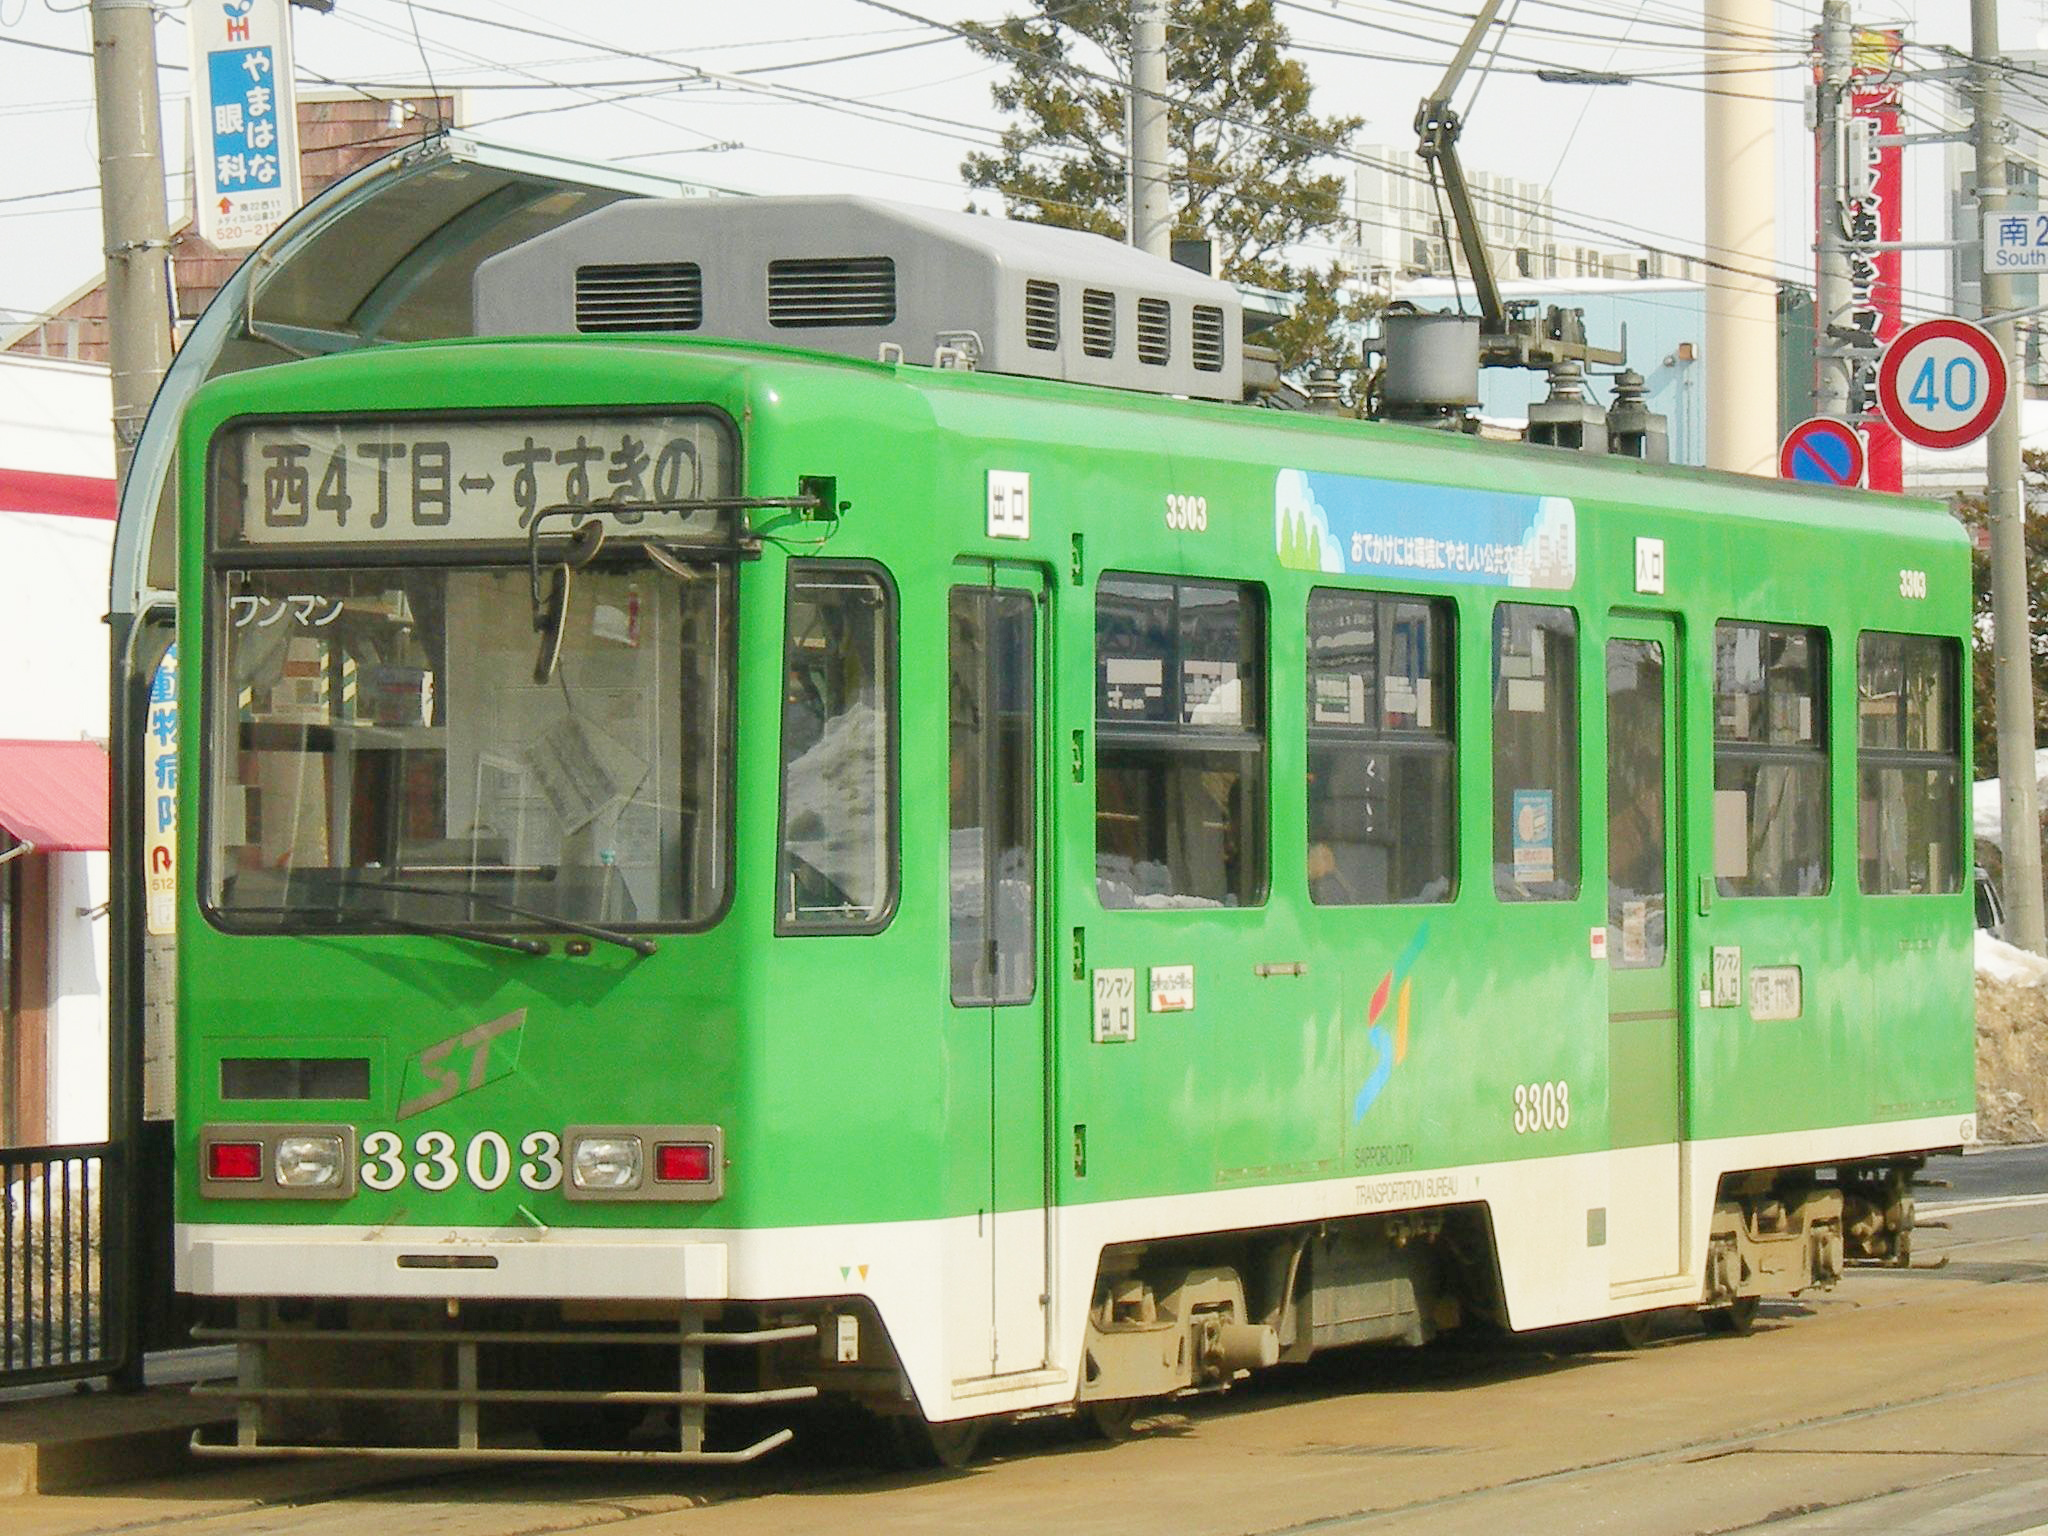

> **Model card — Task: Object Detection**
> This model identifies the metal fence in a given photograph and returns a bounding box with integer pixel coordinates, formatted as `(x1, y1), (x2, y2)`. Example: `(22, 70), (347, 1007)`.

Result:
(2, 1142), (118, 1385)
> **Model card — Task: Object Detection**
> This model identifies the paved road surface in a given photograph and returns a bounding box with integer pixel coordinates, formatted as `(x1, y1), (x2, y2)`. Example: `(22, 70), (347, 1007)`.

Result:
(7, 1145), (2048, 1536)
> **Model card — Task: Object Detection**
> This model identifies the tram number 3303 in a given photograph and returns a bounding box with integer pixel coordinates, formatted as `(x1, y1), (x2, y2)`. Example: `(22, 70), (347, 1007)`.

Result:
(1512, 1082), (1571, 1135)
(360, 1129), (563, 1192)
(1164, 493), (1208, 531)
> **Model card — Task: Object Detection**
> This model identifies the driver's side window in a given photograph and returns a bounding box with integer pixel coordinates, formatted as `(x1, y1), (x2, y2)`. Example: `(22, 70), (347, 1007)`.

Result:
(775, 561), (899, 934)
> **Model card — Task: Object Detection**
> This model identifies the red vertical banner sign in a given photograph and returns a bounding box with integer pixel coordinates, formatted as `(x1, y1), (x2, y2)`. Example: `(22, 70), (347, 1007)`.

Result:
(1844, 28), (1905, 491)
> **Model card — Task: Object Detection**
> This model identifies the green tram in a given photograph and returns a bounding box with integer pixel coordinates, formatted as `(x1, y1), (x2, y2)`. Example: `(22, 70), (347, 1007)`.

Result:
(173, 198), (1974, 1464)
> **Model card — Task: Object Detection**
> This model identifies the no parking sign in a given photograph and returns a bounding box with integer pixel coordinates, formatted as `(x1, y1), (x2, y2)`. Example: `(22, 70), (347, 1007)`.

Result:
(1779, 418), (1866, 487)
(1876, 318), (2009, 451)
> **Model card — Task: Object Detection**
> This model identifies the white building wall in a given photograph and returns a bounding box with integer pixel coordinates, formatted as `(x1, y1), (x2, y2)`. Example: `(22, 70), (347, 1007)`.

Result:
(0, 510), (115, 740)
(1, 353), (115, 1146)
(46, 852), (109, 1143)
(0, 355), (114, 740)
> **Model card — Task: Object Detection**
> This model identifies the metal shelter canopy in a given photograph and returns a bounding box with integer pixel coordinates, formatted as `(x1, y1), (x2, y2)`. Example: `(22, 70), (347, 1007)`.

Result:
(108, 132), (716, 619)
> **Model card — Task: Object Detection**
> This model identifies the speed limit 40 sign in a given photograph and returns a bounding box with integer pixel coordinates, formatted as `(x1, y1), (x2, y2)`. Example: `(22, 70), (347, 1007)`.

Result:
(1876, 317), (2009, 450)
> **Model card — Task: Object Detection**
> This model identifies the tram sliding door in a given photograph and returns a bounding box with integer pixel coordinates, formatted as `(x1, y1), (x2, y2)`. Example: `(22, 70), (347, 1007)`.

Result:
(946, 564), (1051, 1377)
(1603, 614), (1687, 1286)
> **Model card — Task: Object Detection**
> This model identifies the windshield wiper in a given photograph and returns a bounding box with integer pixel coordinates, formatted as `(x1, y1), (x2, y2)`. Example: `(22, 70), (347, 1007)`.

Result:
(333, 875), (657, 958)
(228, 903), (549, 957)
(361, 912), (550, 956)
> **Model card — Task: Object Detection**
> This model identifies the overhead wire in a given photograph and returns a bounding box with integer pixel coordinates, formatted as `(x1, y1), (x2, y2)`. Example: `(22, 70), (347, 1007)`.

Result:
(850, 0), (1819, 293)
(0, 0), (2014, 335)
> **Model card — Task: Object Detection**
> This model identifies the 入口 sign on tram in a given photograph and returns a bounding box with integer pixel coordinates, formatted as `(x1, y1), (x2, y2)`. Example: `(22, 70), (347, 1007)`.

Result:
(218, 414), (733, 546)
(189, 0), (302, 251)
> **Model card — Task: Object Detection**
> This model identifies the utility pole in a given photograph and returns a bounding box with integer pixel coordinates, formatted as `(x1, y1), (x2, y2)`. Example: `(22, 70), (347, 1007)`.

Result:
(1812, 0), (1854, 422)
(1973, 0), (2047, 955)
(90, 0), (175, 488)
(1702, 0), (1778, 473)
(1130, 0), (1171, 259)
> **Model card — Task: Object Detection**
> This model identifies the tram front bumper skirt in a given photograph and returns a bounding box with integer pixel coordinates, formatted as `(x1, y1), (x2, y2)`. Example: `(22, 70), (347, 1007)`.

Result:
(178, 1228), (730, 1301)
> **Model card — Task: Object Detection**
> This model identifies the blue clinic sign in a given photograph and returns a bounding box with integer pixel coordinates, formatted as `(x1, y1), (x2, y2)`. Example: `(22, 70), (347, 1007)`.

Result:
(206, 47), (280, 197)
(189, 0), (300, 251)
(1275, 469), (1576, 589)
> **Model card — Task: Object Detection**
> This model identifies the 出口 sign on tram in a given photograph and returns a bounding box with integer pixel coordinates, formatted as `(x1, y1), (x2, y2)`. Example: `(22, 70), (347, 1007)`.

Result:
(212, 413), (733, 546)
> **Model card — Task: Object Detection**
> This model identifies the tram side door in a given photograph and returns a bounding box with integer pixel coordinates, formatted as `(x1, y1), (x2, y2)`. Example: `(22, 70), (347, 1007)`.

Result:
(1603, 614), (1687, 1287)
(946, 563), (1051, 1378)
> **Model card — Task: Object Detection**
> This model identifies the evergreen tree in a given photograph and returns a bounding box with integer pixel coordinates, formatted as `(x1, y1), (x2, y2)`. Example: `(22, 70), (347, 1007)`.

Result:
(960, 0), (1373, 388)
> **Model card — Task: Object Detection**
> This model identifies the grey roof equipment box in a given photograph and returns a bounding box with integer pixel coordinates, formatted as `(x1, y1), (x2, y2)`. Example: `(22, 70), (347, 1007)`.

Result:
(474, 194), (1243, 402)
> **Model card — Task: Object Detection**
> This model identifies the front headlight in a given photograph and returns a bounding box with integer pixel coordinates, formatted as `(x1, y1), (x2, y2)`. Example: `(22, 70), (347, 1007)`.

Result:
(274, 1134), (345, 1189)
(571, 1135), (643, 1191)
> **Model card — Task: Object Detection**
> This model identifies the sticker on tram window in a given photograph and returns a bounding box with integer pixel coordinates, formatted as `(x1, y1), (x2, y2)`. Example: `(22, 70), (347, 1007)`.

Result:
(214, 413), (733, 547)
(359, 1129), (562, 1193)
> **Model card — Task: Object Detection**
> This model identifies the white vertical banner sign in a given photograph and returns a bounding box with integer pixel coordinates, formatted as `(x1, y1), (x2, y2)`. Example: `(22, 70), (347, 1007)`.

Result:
(188, 0), (301, 251)
(144, 643), (178, 936)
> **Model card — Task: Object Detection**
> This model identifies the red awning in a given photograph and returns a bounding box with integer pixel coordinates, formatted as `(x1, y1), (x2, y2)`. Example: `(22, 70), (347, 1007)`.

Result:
(0, 741), (110, 853)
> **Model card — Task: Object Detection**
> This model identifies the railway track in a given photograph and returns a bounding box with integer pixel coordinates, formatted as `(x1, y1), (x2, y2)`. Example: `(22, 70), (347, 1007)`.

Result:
(11, 1204), (2048, 1536)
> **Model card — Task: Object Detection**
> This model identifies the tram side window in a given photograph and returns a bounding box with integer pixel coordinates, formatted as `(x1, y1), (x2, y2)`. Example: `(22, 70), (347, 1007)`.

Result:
(1492, 604), (1580, 900)
(1306, 590), (1455, 904)
(1856, 632), (1961, 895)
(1713, 622), (1829, 897)
(1096, 575), (1266, 908)
(775, 562), (897, 933)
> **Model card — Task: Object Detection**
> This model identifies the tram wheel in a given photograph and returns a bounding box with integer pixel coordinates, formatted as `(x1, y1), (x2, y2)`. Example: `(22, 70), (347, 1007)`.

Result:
(1613, 1310), (1658, 1350)
(1703, 1296), (1760, 1336)
(1083, 1398), (1144, 1443)
(889, 1413), (985, 1470)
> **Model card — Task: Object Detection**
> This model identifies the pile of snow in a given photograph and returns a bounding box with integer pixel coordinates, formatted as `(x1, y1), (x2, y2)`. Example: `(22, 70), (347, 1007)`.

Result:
(1973, 749), (2048, 845)
(1976, 929), (2048, 987)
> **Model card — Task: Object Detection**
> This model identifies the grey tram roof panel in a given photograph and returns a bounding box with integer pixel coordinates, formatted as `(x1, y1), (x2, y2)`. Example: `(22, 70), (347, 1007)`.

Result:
(473, 195), (1245, 402)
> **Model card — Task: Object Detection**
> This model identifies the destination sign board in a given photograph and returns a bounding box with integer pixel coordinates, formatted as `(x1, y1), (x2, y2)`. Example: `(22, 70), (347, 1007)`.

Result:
(214, 414), (734, 546)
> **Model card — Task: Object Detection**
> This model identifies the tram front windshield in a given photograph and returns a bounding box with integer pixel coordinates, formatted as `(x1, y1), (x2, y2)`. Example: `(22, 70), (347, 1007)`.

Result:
(202, 412), (735, 934)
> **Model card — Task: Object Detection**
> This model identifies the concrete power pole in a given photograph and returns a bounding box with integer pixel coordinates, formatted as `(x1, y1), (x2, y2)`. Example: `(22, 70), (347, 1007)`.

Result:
(1130, 0), (1171, 259)
(1812, 0), (1854, 422)
(1974, 0), (2047, 954)
(90, 0), (175, 488)
(1702, 0), (1779, 473)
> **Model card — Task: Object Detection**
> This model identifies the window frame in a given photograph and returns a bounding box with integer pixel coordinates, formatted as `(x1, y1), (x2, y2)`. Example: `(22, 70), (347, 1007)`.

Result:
(198, 553), (739, 937)
(1711, 619), (1832, 899)
(1094, 572), (1269, 911)
(197, 405), (746, 940)
(773, 558), (902, 937)
(1304, 586), (1458, 906)
(1490, 601), (1582, 903)
(1854, 628), (1963, 897)
(947, 582), (1039, 1006)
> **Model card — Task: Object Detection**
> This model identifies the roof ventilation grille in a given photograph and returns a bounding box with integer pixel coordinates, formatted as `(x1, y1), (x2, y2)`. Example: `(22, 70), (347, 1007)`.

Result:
(1136, 297), (1171, 365)
(1192, 304), (1225, 372)
(768, 256), (897, 328)
(1081, 288), (1115, 358)
(574, 262), (703, 332)
(1024, 280), (1060, 350)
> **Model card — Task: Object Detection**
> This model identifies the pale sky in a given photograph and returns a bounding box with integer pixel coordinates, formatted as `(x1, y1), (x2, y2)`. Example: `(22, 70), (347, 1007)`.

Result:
(0, 0), (2034, 326)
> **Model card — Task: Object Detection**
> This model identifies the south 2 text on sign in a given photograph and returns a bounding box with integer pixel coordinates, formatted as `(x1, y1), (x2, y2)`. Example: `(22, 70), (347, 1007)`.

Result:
(1986, 211), (2048, 274)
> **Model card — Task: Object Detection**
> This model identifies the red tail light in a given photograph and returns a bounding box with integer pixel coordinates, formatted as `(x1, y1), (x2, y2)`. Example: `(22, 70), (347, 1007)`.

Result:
(207, 1141), (263, 1181)
(654, 1142), (713, 1183)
